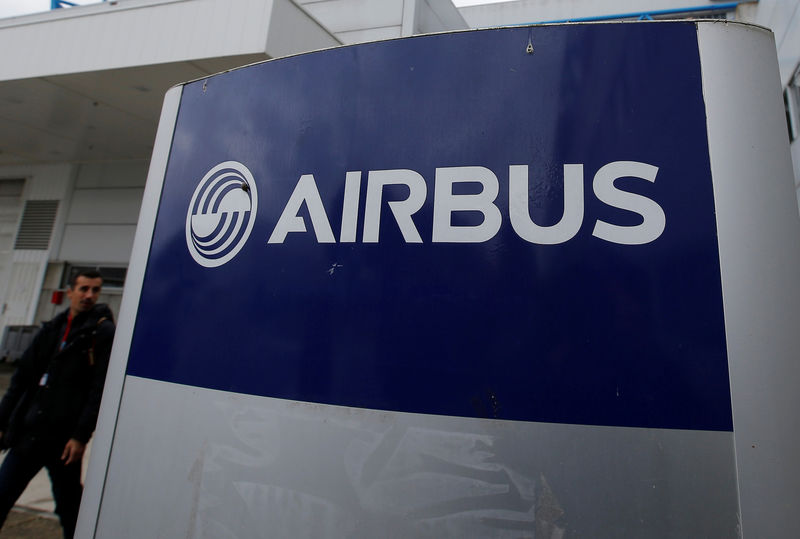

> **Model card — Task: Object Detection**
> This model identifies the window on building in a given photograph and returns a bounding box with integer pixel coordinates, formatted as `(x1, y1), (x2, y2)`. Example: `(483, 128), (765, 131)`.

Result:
(784, 67), (800, 142)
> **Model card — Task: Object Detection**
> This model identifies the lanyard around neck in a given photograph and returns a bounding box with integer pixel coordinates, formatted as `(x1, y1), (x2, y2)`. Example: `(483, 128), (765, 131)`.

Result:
(60, 313), (73, 351)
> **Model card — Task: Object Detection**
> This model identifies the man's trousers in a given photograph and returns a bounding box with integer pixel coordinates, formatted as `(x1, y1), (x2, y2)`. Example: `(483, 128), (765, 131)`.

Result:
(0, 444), (83, 539)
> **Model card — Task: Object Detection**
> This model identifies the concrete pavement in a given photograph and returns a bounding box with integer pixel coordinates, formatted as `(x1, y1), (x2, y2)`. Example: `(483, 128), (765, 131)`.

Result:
(0, 509), (60, 538)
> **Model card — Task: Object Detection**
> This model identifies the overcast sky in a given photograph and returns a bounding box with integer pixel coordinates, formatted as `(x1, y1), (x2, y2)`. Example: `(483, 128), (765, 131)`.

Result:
(0, 0), (511, 19)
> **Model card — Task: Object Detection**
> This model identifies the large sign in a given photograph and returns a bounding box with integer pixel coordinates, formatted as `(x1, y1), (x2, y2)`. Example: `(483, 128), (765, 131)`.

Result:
(86, 22), (800, 538)
(131, 23), (730, 432)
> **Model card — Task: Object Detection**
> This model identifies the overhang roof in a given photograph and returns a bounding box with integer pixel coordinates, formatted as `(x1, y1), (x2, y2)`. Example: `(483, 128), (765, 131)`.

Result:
(0, 0), (338, 165)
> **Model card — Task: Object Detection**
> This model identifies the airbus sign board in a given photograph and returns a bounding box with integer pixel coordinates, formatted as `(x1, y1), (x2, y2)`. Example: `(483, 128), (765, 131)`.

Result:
(134, 23), (732, 433)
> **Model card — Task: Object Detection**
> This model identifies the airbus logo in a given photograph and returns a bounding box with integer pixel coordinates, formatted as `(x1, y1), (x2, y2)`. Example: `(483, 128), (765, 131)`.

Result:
(187, 160), (665, 268)
(186, 161), (258, 268)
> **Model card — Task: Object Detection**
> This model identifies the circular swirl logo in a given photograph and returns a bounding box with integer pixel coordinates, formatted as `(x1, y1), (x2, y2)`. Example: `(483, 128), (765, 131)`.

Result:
(185, 161), (258, 268)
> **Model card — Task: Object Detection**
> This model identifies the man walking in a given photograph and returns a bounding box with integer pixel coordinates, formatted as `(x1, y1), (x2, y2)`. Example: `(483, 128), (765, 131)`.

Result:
(0, 270), (115, 538)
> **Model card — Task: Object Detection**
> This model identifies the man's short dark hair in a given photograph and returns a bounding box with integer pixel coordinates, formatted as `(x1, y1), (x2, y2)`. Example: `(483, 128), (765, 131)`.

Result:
(69, 269), (103, 289)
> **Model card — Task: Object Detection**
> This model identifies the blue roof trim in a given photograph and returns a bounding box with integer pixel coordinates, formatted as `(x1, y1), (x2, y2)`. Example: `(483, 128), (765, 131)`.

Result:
(534, 2), (746, 25)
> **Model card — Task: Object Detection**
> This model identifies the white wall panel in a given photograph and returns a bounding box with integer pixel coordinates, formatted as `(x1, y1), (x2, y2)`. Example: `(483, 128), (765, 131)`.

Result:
(336, 26), (402, 44)
(57, 161), (150, 265)
(298, 0), (404, 33)
(744, 0), (778, 28)
(66, 188), (144, 225)
(745, 0), (800, 84)
(0, 261), (42, 326)
(59, 224), (137, 264)
(266, 0), (343, 58)
(16, 164), (72, 199)
(296, 0), (463, 44)
(760, 0), (799, 44)
(416, 0), (447, 34)
(75, 161), (149, 189)
(4, 251), (50, 326)
(0, 182), (25, 330)
(414, 0), (467, 34)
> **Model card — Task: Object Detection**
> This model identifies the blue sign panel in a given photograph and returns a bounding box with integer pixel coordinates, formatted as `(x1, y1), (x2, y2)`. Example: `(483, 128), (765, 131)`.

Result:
(128, 23), (731, 431)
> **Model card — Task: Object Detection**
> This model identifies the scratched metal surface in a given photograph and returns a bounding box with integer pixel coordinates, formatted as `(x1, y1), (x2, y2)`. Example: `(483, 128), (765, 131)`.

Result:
(96, 377), (739, 538)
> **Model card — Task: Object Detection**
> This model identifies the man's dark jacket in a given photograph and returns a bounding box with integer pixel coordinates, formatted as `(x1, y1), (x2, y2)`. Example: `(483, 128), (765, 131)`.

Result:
(0, 304), (115, 450)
